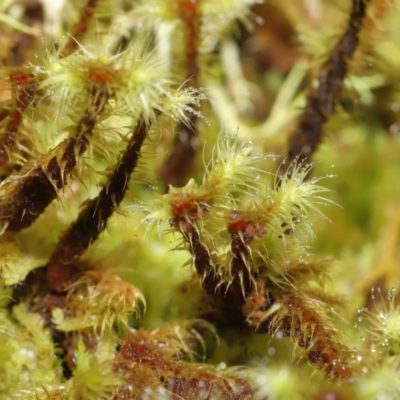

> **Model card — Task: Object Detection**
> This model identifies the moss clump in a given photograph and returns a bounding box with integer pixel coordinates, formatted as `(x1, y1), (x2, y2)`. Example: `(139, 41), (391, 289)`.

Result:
(1, 0), (400, 399)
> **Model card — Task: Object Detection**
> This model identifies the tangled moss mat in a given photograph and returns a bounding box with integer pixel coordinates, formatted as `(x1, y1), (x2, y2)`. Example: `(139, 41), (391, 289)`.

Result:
(1, 0), (400, 399)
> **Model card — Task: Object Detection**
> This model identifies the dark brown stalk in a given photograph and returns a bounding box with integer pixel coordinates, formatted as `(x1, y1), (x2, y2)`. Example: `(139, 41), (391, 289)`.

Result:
(62, 0), (99, 56)
(171, 209), (264, 326)
(170, 205), (215, 287)
(227, 214), (266, 289)
(214, 215), (268, 325)
(46, 118), (148, 292)
(180, 0), (201, 88)
(160, 0), (200, 187)
(0, 73), (35, 166)
(0, 85), (109, 232)
(159, 114), (197, 187)
(286, 0), (369, 167)
(169, 203), (234, 316)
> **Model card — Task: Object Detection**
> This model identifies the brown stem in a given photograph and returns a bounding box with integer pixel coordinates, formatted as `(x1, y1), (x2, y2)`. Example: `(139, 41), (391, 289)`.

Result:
(171, 209), (263, 325)
(227, 214), (267, 290)
(180, 0), (200, 88)
(286, 0), (369, 167)
(62, 0), (99, 56)
(159, 115), (197, 187)
(0, 85), (109, 232)
(0, 73), (35, 166)
(170, 208), (215, 288)
(47, 118), (148, 291)
(208, 215), (268, 325)
(169, 205), (233, 316)
(159, 0), (201, 187)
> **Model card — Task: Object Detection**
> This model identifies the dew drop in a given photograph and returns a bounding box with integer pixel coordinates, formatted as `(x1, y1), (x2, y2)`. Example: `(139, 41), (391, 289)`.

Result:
(265, 347), (274, 357)
(391, 103), (400, 112)
(257, 375), (267, 385)
(255, 16), (264, 25)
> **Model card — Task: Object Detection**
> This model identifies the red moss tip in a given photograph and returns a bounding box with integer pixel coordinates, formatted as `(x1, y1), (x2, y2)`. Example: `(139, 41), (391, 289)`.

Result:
(171, 196), (197, 214)
(10, 72), (35, 87)
(228, 213), (266, 244)
(88, 66), (115, 85)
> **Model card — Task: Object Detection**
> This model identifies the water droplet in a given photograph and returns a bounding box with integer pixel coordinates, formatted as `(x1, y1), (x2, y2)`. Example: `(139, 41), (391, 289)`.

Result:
(256, 375), (267, 385)
(267, 347), (276, 356)
(391, 103), (400, 112)
(255, 16), (264, 25)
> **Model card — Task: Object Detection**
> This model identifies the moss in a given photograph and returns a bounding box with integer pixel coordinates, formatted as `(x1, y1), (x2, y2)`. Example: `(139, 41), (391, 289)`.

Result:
(1, 0), (400, 399)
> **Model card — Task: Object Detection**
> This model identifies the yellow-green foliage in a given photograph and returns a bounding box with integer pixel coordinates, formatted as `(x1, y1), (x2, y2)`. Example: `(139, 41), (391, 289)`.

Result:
(1, 0), (400, 399)
(68, 340), (121, 400)
(0, 303), (62, 397)
(52, 270), (145, 333)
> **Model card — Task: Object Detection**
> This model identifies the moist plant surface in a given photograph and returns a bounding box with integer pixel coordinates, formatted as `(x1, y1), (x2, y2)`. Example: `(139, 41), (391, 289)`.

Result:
(1, 0), (400, 399)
